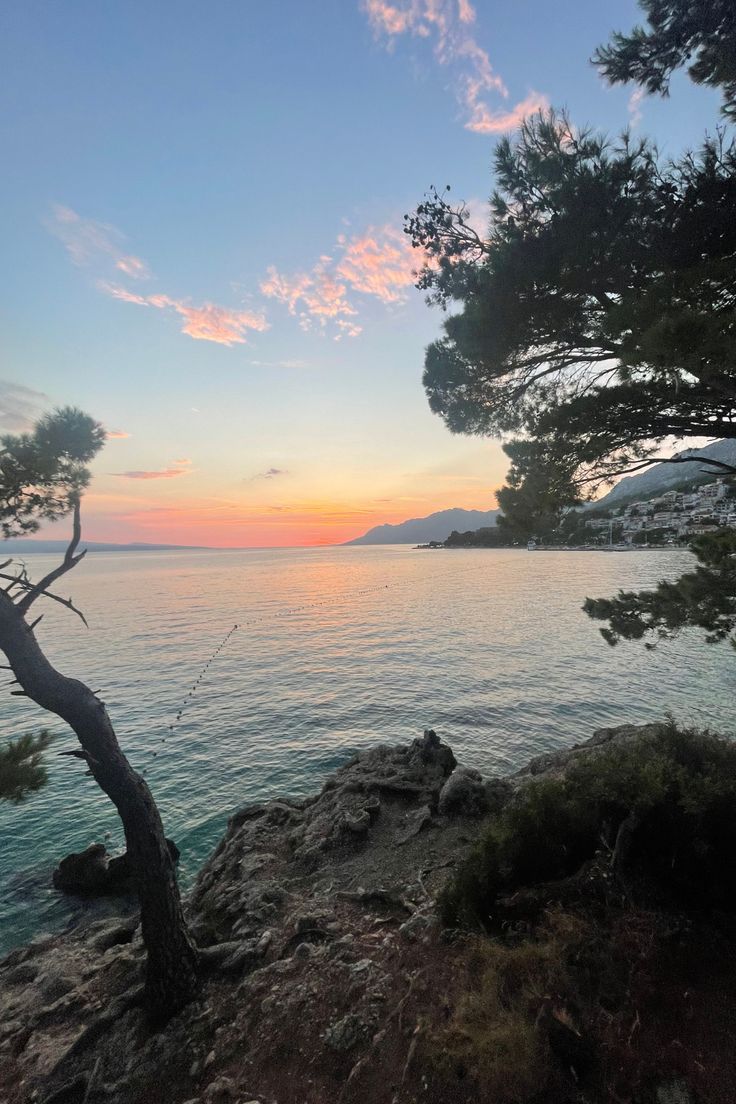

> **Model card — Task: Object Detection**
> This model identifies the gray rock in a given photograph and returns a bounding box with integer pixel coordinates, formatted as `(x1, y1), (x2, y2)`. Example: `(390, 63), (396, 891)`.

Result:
(410, 729), (456, 776)
(52, 843), (110, 894)
(394, 805), (432, 845)
(325, 1012), (371, 1052)
(398, 913), (433, 942)
(344, 809), (371, 834)
(656, 1081), (695, 1104)
(515, 723), (666, 782)
(347, 958), (374, 976)
(256, 930), (273, 954)
(52, 839), (179, 896)
(4, 961), (39, 986)
(37, 971), (76, 1002)
(438, 768), (488, 817)
(203, 1076), (237, 1103)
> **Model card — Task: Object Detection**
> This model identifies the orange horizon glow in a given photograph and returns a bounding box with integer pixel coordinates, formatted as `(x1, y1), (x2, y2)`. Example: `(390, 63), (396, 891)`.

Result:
(29, 487), (502, 548)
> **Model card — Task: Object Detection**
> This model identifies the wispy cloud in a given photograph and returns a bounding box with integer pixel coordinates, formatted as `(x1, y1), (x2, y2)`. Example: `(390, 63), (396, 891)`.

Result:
(100, 284), (269, 346)
(106, 428), (131, 439)
(336, 226), (416, 303)
(49, 205), (269, 347)
(0, 380), (49, 432)
(114, 458), (193, 480)
(260, 262), (359, 338)
(48, 205), (150, 278)
(628, 87), (645, 128)
(363, 0), (547, 134)
(249, 358), (310, 369)
(465, 90), (550, 134)
(250, 466), (289, 481)
(261, 224), (418, 337)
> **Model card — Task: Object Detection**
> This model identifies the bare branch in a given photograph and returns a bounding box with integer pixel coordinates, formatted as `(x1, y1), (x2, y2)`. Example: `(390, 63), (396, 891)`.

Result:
(577, 453), (736, 487)
(17, 498), (86, 617)
(0, 571), (88, 626)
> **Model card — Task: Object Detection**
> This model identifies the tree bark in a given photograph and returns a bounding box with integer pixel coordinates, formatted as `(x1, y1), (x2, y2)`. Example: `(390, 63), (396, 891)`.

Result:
(0, 591), (199, 1023)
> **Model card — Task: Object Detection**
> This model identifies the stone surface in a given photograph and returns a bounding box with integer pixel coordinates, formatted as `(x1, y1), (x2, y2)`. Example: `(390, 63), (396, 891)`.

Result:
(52, 838), (180, 897)
(0, 722), (688, 1104)
(324, 1012), (371, 1052)
(438, 767), (487, 817)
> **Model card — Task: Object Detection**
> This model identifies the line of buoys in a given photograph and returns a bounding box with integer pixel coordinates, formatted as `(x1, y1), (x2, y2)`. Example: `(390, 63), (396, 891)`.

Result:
(142, 557), (488, 772)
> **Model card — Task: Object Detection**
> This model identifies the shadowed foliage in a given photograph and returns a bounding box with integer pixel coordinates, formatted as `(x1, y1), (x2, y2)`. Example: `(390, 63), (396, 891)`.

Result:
(0, 730), (52, 803)
(594, 0), (736, 120)
(0, 407), (106, 539)
(442, 722), (736, 929)
(585, 528), (736, 648)
(406, 114), (736, 490)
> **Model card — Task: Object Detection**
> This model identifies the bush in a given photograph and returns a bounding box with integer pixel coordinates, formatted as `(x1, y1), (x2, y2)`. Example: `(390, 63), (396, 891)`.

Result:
(441, 721), (736, 927)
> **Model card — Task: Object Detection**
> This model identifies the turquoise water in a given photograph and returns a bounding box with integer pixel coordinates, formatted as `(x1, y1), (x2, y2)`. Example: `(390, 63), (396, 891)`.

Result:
(0, 545), (733, 954)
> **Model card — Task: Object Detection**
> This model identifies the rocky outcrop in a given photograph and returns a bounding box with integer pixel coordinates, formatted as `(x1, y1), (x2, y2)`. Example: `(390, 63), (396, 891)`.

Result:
(511, 722), (666, 783)
(53, 839), (181, 896)
(0, 722), (680, 1104)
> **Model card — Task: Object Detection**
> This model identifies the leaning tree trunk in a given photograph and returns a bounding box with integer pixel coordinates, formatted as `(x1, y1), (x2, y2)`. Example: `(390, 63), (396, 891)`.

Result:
(0, 590), (199, 1022)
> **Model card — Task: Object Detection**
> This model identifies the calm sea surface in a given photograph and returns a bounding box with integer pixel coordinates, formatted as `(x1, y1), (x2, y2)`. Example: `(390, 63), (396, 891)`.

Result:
(0, 545), (733, 953)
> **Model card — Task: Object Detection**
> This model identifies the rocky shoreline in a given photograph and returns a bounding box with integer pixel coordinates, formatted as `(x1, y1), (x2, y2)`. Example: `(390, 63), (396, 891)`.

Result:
(0, 722), (711, 1104)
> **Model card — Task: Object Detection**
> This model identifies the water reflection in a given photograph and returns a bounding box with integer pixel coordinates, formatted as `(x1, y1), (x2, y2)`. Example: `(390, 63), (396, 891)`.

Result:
(0, 545), (733, 952)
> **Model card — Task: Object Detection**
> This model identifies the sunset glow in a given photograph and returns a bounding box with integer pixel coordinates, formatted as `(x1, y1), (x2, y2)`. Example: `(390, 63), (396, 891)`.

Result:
(1, 2), (720, 546)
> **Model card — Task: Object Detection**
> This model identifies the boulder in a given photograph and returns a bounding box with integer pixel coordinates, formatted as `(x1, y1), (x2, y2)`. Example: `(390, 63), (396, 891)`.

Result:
(52, 844), (110, 895)
(52, 839), (180, 896)
(438, 767), (488, 817)
(410, 729), (457, 776)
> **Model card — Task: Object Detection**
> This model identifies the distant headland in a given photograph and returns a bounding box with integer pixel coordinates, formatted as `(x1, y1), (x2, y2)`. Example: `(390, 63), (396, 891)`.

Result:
(1, 540), (212, 554)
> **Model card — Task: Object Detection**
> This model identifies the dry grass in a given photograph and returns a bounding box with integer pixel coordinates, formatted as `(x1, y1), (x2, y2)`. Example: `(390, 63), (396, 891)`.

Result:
(433, 910), (589, 1103)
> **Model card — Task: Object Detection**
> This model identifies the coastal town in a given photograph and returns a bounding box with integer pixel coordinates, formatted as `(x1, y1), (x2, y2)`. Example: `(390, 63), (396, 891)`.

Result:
(584, 477), (736, 545)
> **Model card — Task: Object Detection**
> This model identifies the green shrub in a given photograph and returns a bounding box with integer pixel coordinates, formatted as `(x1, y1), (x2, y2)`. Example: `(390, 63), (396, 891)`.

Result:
(442, 721), (736, 927)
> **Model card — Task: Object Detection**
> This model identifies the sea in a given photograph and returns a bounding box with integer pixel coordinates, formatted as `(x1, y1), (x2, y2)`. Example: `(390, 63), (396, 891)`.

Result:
(0, 545), (733, 955)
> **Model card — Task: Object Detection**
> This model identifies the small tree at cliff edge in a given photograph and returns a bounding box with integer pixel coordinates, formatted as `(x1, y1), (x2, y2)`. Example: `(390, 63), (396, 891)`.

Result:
(0, 407), (199, 1022)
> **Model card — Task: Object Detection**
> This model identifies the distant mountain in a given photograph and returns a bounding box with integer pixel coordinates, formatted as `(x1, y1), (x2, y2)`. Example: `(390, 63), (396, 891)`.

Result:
(593, 439), (736, 511)
(1, 540), (210, 554)
(345, 507), (500, 545)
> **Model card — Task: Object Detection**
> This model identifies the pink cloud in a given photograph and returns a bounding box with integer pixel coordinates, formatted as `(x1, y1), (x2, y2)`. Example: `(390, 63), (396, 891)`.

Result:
(101, 283), (269, 346)
(115, 255), (150, 279)
(465, 90), (550, 134)
(261, 224), (423, 337)
(363, 0), (544, 134)
(48, 205), (149, 277)
(114, 458), (192, 480)
(457, 0), (474, 23)
(363, 0), (416, 35)
(259, 269), (313, 315)
(261, 263), (357, 334)
(114, 467), (191, 480)
(52, 207), (269, 347)
(106, 429), (131, 439)
(336, 226), (416, 304)
(175, 302), (268, 345)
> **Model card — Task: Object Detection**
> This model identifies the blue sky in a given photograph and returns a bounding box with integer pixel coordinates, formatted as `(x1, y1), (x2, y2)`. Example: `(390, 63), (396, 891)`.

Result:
(0, 1), (724, 544)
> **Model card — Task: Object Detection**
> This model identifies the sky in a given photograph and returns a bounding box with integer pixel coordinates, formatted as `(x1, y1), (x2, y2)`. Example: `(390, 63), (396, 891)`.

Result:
(0, 1), (724, 546)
